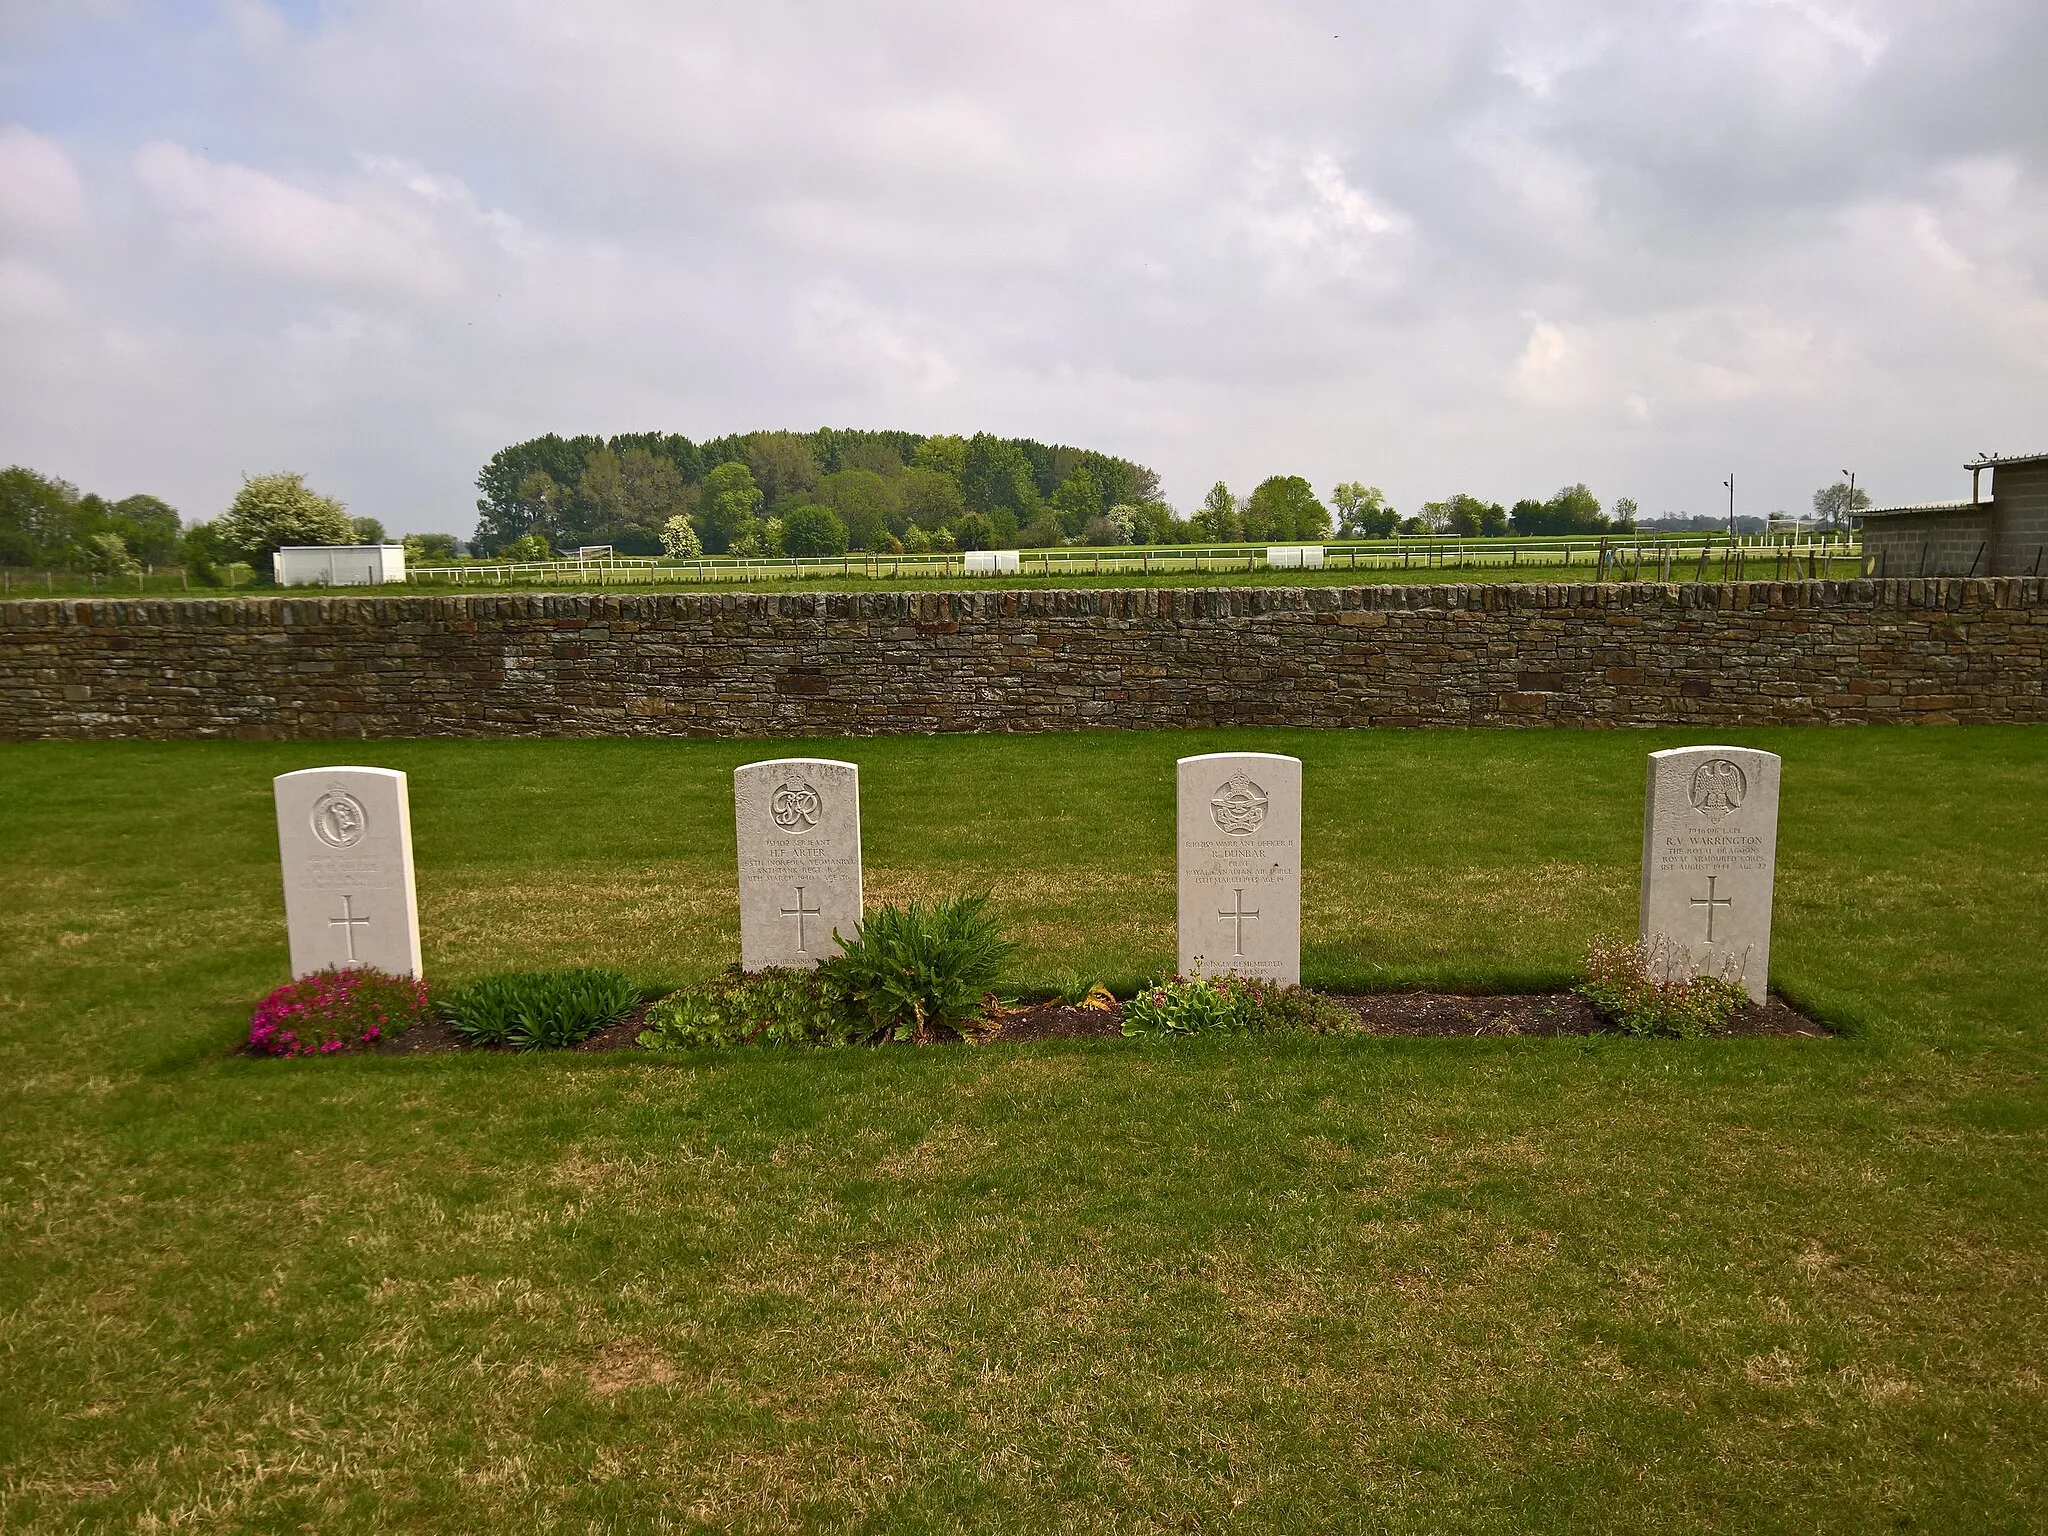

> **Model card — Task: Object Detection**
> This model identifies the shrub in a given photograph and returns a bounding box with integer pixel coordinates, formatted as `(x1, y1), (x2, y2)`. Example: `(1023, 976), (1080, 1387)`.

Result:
(214, 471), (352, 570)
(638, 965), (857, 1050)
(779, 504), (849, 557)
(1121, 973), (1359, 1038)
(1576, 936), (1750, 1038)
(658, 515), (701, 558)
(822, 893), (1017, 1043)
(249, 967), (430, 1057)
(440, 968), (639, 1051)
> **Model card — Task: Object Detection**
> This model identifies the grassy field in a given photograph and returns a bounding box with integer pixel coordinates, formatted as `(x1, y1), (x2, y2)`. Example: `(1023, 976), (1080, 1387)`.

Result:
(3, 550), (1863, 600)
(2, 727), (2043, 1532)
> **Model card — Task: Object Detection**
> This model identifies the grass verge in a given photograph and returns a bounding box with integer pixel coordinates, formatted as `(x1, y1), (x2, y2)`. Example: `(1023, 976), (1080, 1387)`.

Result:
(0, 726), (2043, 1532)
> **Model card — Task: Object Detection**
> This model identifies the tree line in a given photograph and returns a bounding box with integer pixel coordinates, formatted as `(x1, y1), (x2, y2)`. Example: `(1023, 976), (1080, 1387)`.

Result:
(0, 467), (458, 581)
(1, 446), (1877, 582)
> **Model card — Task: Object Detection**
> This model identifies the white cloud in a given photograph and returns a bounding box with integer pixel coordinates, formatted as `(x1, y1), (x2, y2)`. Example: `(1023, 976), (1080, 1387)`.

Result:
(0, 125), (87, 239)
(133, 141), (466, 298)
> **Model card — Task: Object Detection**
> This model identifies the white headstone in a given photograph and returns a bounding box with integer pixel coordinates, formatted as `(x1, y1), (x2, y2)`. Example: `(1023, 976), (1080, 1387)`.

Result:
(735, 758), (863, 971)
(1640, 746), (1781, 1002)
(273, 767), (423, 978)
(1177, 752), (1302, 984)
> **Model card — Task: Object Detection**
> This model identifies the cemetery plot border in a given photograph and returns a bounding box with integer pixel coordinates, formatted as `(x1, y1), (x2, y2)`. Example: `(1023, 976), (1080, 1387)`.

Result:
(363, 987), (1828, 1055)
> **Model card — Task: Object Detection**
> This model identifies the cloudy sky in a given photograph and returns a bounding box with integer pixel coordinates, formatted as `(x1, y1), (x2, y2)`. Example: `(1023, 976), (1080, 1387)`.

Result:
(1, 0), (2043, 535)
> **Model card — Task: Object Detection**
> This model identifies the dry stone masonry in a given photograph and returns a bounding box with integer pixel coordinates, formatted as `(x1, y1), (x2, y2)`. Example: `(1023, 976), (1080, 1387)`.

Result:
(2, 579), (2043, 739)
(1177, 752), (1303, 984)
(273, 766), (422, 978)
(1639, 746), (1780, 1002)
(734, 757), (863, 970)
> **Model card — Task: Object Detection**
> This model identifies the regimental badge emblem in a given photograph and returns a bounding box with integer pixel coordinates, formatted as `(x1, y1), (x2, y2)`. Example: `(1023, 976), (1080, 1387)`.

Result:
(310, 790), (368, 848)
(1689, 758), (1747, 821)
(771, 780), (823, 833)
(1210, 772), (1269, 837)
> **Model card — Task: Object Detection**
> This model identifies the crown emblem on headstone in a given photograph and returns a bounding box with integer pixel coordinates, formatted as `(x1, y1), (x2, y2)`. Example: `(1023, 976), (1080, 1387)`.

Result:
(771, 779), (823, 832)
(310, 789), (368, 848)
(1689, 758), (1747, 821)
(1210, 772), (1269, 836)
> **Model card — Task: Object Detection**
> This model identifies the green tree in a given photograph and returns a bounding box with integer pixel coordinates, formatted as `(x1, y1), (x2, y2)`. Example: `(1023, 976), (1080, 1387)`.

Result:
(108, 495), (183, 565)
(1509, 485), (1608, 536)
(1051, 468), (1104, 534)
(349, 515), (386, 544)
(1242, 476), (1331, 542)
(697, 462), (764, 555)
(779, 504), (848, 557)
(961, 434), (1036, 518)
(215, 473), (352, 571)
(403, 532), (461, 561)
(954, 511), (999, 550)
(1812, 481), (1870, 530)
(1611, 496), (1640, 529)
(745, 431), (821, 504)
(1331, 483), (1396, 538)
(911, 435), (968, 478)
(0, 466), (82, 566)
(1439, 493), (1507, 537)
(1193, 482), (1241, 542)
(178, 520), (228, 584)
(473, 432), (607, 553)
(813, 469), (898, 551)
(900, 466), (967, 531)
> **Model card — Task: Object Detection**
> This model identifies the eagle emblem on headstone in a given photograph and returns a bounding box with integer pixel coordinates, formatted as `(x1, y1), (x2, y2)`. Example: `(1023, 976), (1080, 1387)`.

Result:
(1210, 772), (1269, 836)
(1688, 758), (1747, 821)
(310, 790), (368, 849)
(771, 780), (823, 833)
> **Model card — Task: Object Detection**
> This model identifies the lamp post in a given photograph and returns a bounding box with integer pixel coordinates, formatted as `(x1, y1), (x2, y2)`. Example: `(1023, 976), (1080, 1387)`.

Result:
(1723, 473), (1735, 544)
(1841, 468), (1856, 535)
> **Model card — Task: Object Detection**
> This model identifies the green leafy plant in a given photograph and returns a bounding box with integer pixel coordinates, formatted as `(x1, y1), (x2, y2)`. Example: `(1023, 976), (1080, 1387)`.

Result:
(1576, 936), (1751, 1038)
(439, 968), (639, 1051)
(821, 893), (1017, 1043)
(639, 965), (856, 1050)
(1121, 973), (1359, 1038)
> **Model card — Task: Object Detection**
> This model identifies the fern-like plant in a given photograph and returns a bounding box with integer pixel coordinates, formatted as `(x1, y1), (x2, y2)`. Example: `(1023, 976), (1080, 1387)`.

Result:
(821, 893), (1017, 1043)
(440, 968), (639, 1051)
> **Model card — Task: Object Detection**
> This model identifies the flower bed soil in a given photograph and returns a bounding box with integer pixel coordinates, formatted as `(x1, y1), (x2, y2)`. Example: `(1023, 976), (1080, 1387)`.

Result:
(362, 991), (1826, 1055)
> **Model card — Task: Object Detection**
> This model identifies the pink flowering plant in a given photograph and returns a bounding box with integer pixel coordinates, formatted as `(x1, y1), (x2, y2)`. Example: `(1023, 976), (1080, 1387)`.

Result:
(248, 966), (430, 1057)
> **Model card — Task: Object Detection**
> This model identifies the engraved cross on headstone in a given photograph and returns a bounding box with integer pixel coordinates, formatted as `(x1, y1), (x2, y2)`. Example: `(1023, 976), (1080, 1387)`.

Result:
(328, 893), (371, 961)
(780, 885), (823, 953)
(1217, 888), (1261, 957)
(1689, 875), (1733, 942)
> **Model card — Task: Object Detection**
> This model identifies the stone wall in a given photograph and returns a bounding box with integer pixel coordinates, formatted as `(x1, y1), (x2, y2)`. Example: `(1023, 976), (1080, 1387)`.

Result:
(1, 579), (2042, 740)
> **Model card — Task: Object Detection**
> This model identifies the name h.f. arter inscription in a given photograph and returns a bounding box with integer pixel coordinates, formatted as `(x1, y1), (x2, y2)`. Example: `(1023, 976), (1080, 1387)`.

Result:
(1640, 745), (1781, 1002)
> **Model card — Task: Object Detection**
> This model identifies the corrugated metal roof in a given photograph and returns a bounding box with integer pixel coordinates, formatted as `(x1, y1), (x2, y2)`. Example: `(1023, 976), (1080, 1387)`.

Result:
(1860, 499), (1977, 519)
(1965, 451), (2048, 469)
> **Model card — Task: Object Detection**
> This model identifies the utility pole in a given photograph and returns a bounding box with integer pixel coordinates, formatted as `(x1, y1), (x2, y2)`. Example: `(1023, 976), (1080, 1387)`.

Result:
(1723, 473), (1735, 544)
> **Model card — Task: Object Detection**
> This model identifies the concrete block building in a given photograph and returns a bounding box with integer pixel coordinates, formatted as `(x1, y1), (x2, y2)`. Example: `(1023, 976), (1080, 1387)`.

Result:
(1861, 452), (2048, 578)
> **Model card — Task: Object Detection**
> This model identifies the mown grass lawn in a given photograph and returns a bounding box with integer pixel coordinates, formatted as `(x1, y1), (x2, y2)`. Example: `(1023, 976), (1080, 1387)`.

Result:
(1, 726), (2043, 1533)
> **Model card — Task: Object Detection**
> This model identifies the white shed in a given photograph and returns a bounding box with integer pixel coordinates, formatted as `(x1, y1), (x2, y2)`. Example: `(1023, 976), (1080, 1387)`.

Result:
(272, 545), (408, 587)
(963, 550), (1022, 575)
(1266, 545), (1325, 569)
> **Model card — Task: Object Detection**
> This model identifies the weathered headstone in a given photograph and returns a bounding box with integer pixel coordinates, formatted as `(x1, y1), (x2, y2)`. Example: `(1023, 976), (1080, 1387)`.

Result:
(1640, 745), (1781, 1002)
(1177, 752), (1302, 984)
(273, 766), (422, 978)
(735, 758), (863, 970)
